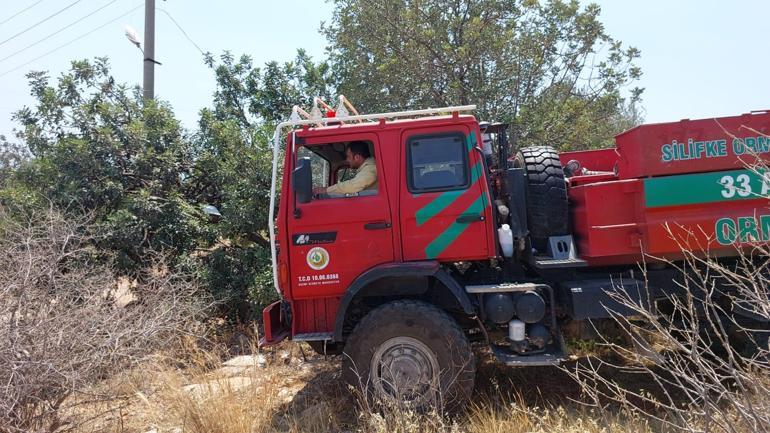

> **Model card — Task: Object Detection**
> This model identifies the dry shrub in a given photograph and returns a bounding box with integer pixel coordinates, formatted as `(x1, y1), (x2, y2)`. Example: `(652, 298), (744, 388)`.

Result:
(56, 245), (769, 433)
(0, 206), (211, 432)
(149, 370), (275, 433)
(77, 341), (723, 433)
(566, 233), (770, 432)
(564, 137), (770, 432)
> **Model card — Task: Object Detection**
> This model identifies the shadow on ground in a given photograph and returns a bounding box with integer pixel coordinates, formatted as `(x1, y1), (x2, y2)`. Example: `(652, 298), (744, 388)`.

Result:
(269, 345), (687, 428)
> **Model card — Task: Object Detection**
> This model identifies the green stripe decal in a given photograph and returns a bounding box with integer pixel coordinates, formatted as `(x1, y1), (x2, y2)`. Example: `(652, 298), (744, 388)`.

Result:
(644, 169), (770, 208)
(424, 194), (486, 259)
(466, 132), (477, 151)
(415, 162), (484, 226)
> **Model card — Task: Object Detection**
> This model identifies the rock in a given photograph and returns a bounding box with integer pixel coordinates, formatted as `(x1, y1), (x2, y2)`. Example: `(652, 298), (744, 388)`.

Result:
(223, 354), (267, 367)
(217, 354), (267, 375)
(104, 276), (138, 308)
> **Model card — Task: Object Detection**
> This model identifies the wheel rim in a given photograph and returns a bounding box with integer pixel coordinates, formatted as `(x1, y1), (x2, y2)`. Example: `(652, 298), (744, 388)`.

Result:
(370, 336), (439, 407)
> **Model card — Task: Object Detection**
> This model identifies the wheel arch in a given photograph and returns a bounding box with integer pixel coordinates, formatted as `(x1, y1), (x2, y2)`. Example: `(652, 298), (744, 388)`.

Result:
(332, 261), (476, 341)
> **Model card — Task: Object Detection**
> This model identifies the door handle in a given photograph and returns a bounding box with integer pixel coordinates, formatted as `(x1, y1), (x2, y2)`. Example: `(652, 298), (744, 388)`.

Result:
(364, 221), (392, 230)
(456, 214), (484, 223)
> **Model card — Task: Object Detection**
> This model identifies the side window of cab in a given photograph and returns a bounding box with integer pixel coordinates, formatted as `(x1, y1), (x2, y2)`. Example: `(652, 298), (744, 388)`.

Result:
(297, 141), (378, 200)
(407, 133), (469, 193)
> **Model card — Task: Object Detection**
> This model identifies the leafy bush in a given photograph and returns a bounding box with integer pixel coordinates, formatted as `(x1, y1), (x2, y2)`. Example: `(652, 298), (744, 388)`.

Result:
(0, 58), (293, 317)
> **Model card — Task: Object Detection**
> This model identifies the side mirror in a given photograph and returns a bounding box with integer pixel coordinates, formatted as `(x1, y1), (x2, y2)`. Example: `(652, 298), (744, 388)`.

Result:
(293, 157), (313, 204)
(202, 205), (222, 223)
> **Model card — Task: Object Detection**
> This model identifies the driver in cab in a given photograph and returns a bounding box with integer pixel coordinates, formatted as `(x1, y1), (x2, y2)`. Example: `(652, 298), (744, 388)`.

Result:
(313, 141), (377, 196)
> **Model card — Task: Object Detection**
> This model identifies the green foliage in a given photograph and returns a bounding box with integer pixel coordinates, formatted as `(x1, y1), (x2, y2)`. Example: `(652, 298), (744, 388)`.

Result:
(1, 53), (336, 318)
(192, 51), (337, 311)
(203, 50), (335, 127)
(324, 0), (643, 149)
(4, 58), (208, 271)
(0, 136), (29, 188)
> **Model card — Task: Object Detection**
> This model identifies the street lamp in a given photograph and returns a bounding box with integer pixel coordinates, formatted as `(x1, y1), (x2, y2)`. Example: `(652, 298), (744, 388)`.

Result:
(124, 13), (160, 102)
(124, 25), (143, 54)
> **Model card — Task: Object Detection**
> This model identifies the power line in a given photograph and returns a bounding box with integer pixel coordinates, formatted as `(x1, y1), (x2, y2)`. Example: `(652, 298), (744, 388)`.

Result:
(0, 0), (84, 48)
(0, 0), (121, 64)
(0, 0), (46, 26)
(157, 8), (205, 55)
(0, 4), (143, 79)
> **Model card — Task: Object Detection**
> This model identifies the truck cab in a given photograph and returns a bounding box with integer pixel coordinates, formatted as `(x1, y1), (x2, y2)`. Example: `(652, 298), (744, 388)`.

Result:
(280, 112), (497, 329)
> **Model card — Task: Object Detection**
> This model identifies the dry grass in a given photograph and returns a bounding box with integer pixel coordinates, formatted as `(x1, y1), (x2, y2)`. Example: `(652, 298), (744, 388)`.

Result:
(65, 339), (746, 433)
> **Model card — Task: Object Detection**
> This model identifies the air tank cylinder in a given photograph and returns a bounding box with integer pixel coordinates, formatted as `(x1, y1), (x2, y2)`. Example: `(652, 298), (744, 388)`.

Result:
(528, 323), (550, 349)
(483, 293), (515, 324)
(514, 291), (546, 323)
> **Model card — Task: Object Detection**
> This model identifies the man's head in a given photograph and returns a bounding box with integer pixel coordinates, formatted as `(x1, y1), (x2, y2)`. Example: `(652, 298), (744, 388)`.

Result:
(344, 141), (371, 169)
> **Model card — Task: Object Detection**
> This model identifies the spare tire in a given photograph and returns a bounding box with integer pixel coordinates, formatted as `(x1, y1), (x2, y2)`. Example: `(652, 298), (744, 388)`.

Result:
(512, 146), (569, 253)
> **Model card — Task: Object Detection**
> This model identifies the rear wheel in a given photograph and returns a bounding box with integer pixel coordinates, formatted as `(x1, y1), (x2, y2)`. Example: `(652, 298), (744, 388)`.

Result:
(513, 146), (569, 253)
(342, 300), (475, 412)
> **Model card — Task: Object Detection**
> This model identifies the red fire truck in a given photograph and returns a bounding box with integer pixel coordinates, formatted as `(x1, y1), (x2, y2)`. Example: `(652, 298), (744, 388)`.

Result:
(260, 98), (770, 408)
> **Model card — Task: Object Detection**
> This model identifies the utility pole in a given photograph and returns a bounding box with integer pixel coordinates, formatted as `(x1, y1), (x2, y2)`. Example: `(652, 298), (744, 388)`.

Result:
(142, 0), (155, 101)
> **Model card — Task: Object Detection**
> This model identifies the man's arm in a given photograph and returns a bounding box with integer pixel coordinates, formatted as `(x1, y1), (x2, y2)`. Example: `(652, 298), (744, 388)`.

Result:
(326, 163), (377, 194)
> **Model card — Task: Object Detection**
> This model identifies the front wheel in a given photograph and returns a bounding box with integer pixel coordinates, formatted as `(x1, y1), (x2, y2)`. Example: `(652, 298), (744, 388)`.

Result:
(342, 300), (475, 412)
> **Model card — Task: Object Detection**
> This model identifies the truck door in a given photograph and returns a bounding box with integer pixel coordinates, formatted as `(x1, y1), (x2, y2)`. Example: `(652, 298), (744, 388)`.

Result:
(400, 125), (493, 261)
(288, 133), (394, 302)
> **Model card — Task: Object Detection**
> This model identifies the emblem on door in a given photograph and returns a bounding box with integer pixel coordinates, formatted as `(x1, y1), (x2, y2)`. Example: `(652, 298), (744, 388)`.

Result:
(306, 247), (330, 270)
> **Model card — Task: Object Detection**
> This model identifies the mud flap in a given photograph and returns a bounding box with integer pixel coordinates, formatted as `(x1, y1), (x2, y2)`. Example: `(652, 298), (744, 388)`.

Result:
(259, 300), (290, 347)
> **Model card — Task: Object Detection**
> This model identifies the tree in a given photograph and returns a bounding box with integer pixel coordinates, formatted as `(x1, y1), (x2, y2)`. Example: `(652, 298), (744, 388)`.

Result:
(1, 52), (336, 316)
(324, 0), (643, 149)
(196, 49), (335, 245)
(5, 58), (210, 271)
(193, 50), (336, 309)
(0, 136), (29, 188)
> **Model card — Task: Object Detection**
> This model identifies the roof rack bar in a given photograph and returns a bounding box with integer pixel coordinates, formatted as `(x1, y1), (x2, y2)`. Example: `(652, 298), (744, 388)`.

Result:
(270, 104), (476, 149)
(266, 104), (476, 296)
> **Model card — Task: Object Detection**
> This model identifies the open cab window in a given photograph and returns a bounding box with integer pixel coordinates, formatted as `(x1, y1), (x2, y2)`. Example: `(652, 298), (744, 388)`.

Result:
(296, 141), (378, 200)
(296, 145), (330, 189)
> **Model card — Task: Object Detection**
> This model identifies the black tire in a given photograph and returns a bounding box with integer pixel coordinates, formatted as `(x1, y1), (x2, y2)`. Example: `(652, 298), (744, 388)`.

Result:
(342, 300), (475, 412)
(513, 146), (569, 253)
(306, 340), (344, 356)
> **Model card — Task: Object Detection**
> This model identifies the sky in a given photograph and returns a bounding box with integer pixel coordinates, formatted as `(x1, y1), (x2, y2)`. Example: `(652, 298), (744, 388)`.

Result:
(0, 0), (768, 140)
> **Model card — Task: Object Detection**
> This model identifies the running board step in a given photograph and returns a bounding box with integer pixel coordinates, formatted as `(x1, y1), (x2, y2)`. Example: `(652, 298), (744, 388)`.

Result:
(465, 282), (547, 294)
(530, 256), (588, 269)
(490, 344), (565, 366)
(292, 332), (332, 342)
